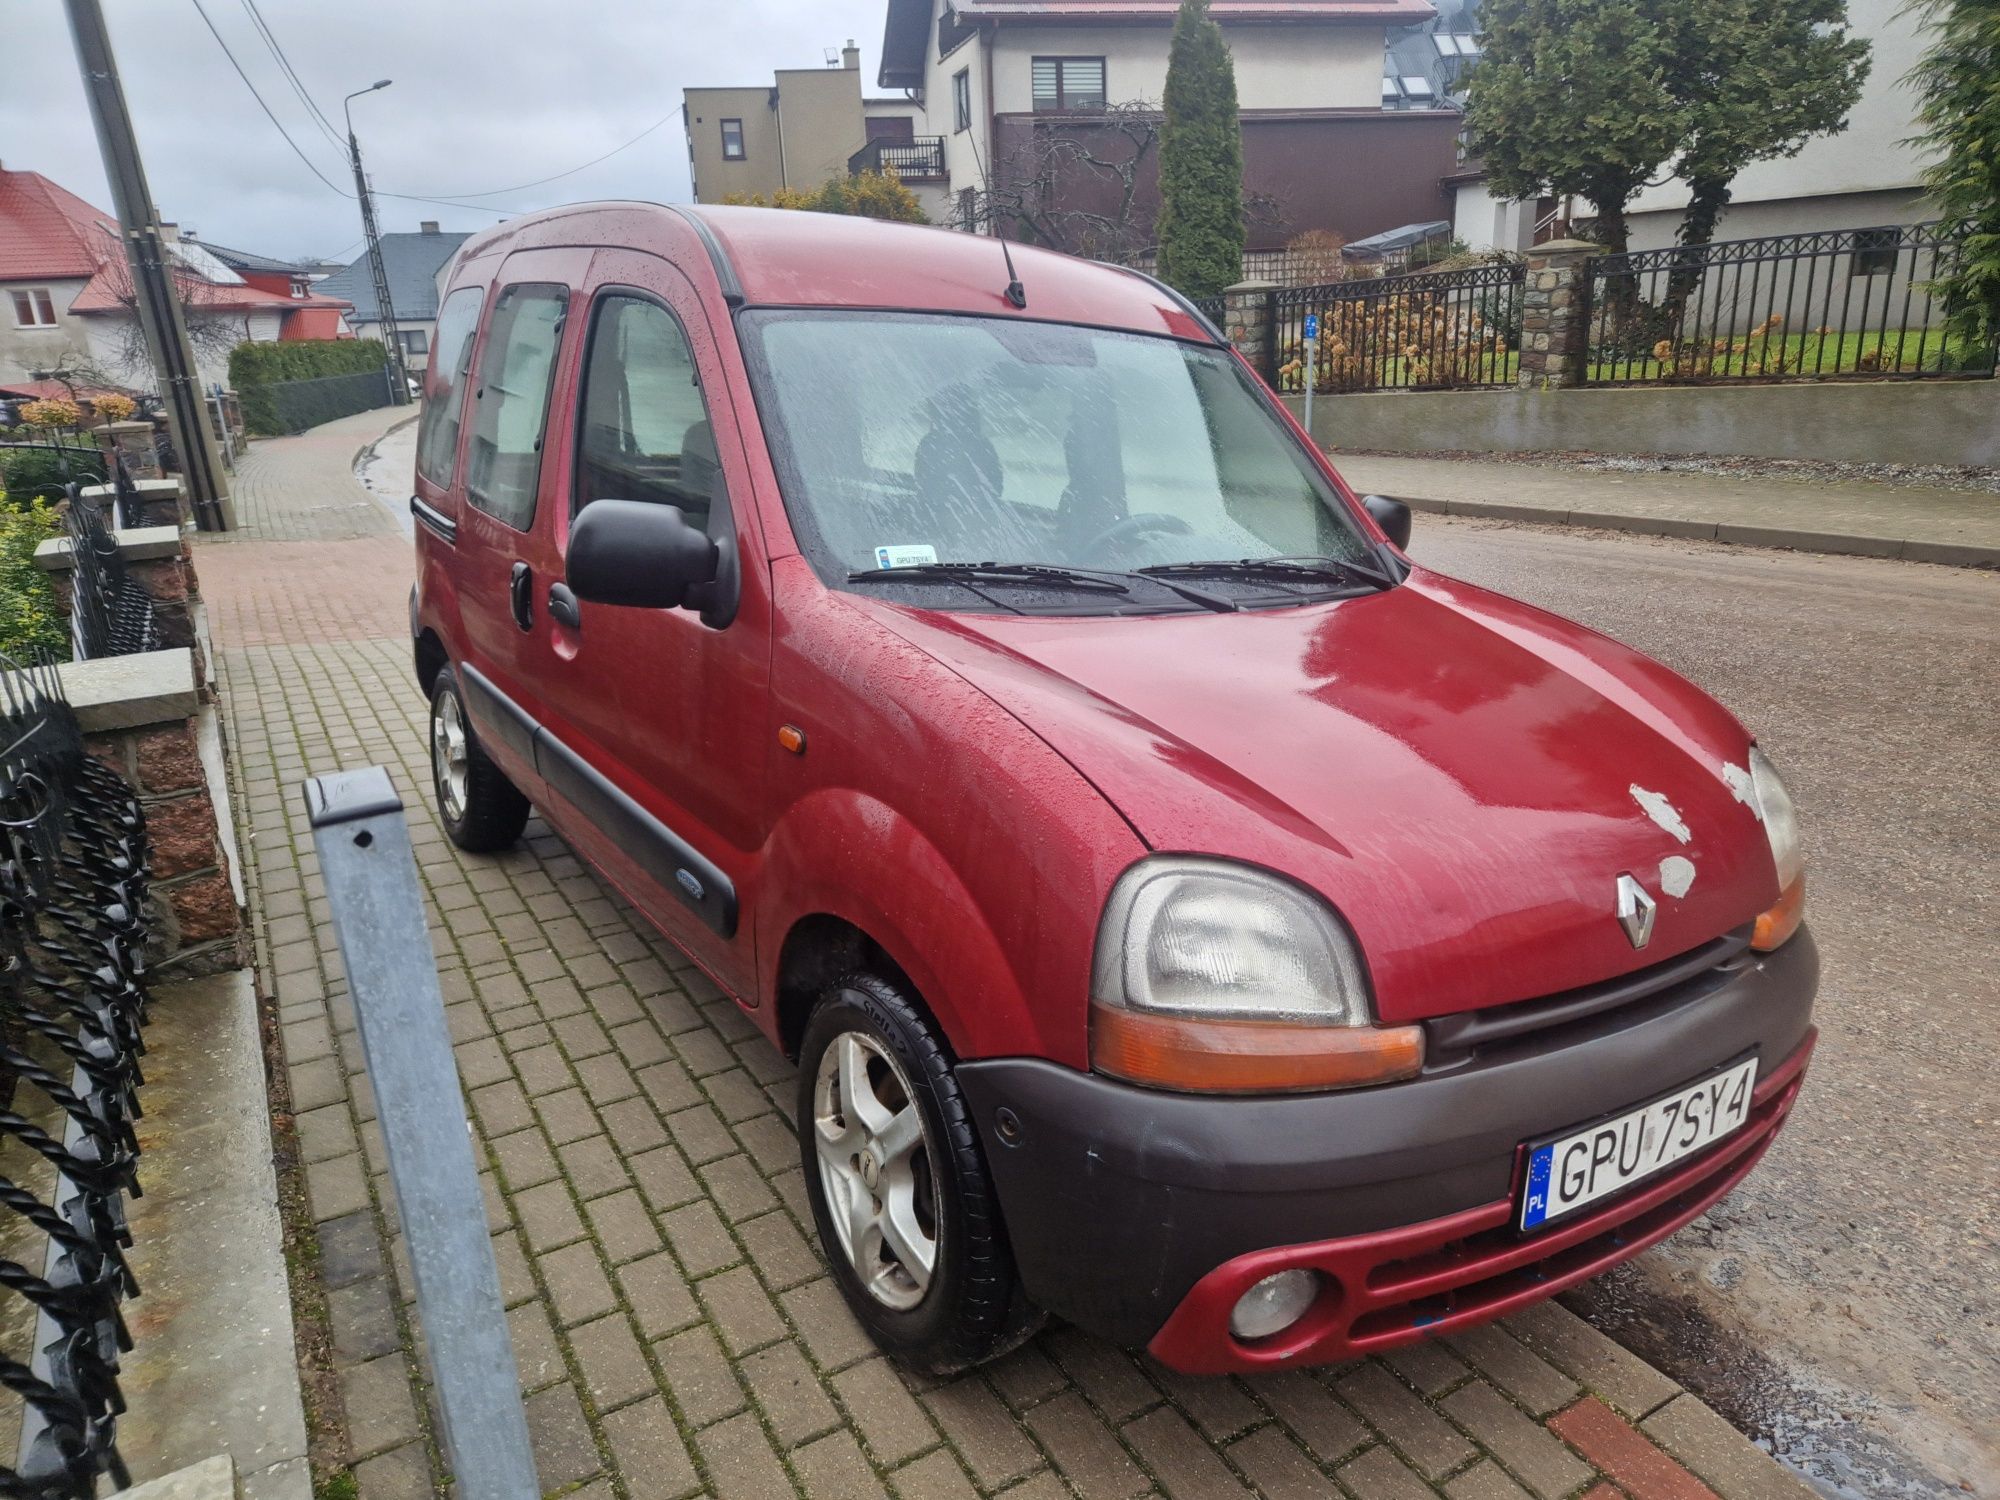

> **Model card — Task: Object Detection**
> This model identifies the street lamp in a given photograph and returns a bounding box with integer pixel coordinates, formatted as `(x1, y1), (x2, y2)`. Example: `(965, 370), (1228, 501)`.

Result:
(343, 80), (410, 403)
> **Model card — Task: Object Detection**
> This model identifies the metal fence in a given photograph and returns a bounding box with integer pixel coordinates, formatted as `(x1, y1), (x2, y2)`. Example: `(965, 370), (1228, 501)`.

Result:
(1582, 222), (1994, 385)
(1192, 294), (1227, 327)
(0, 649), (155, 1498)
(60, 489), (156, 662)
(241, 365), (395, 437)
(846, 137), (947, 180)
(1270, 261), (1524, 394)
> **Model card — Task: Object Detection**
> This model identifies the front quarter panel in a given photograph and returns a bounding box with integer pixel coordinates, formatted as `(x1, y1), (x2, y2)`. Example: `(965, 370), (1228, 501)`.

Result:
(757, 559), (1145, 1067)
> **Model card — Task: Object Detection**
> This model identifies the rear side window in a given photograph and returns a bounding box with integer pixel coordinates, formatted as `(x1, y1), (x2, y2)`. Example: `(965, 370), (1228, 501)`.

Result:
(574, 295), (720, 534)
(465, 283), (568, 531)
(414, 286), (485, 488)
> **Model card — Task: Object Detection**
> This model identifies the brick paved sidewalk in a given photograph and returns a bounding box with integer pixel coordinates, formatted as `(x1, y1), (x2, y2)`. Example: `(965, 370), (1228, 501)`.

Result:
(203, 417), (1818, 1500)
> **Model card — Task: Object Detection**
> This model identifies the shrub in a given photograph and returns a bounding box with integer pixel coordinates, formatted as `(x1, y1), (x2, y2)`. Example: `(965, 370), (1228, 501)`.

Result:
(229, 338), (392, 435)
(0, 502), (68, 662)
(723, 170), (927, 223)
(1277, 290), (1509, 392)
(0, 437), (104, 508)
(93, 393), (136, 423)
(18, 398), (83, 431)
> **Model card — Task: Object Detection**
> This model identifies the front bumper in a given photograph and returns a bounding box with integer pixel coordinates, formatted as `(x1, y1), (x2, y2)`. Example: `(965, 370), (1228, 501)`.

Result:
(956, 928), (1818, 1371)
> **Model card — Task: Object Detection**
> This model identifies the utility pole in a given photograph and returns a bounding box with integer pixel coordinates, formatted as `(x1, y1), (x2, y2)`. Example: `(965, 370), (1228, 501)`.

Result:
(63, 0), (235, 531)
(345, 81), (410, 404)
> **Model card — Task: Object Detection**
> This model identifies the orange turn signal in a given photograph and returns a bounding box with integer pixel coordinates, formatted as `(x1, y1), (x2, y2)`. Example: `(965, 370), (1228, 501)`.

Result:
(1091, 1005), (1424, 1094)
(1751, 873), (1806, 952)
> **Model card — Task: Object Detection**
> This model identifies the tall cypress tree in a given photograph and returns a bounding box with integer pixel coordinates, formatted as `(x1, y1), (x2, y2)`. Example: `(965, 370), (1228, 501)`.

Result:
(1155, 0), (1244, 298)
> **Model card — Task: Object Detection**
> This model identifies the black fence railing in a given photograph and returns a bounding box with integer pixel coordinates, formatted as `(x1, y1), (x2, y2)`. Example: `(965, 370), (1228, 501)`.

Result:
(1191, 294), (1227, 328)
(1582, 223), (1995, 385)
(846, 136), (948, 180)
(60, 488), (156, 662)
(1270, 261), (1524, 394)
(0, 649), (155, 1498)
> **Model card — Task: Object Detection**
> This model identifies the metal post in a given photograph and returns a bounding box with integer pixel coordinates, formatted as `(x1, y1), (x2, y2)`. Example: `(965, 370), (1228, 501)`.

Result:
(1301, 310), (1318, 440)
(306, 768), (537, 1500)
(63, 0), (237, 531)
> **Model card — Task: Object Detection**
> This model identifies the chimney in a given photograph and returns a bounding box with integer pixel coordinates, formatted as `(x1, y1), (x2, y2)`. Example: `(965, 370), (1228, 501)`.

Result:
(158, 221), (179, 244)
(420, 220), (440, 234)
(842, 39), (859, 70)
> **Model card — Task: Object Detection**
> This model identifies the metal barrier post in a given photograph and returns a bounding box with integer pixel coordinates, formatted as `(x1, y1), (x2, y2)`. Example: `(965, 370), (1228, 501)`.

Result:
(306, 767), (538, 1500)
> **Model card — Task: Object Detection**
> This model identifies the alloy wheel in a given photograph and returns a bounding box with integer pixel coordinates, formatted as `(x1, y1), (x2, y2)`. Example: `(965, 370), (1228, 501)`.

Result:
(433, 691), (469, 823)
(813, 1030), (939, 1310)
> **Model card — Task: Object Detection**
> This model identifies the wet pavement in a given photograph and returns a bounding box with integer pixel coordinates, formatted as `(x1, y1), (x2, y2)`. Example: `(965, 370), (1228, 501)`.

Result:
(1411, 516), (2000, 1497)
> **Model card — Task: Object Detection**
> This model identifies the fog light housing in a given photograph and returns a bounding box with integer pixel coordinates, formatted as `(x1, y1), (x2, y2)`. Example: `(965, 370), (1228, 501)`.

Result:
(1228, 1269), (1322, 1341)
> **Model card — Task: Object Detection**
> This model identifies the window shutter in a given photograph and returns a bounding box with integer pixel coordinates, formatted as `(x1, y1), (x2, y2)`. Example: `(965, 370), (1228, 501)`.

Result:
(1068, 58), (1106, 108)
(1031, 58), (1060, 110)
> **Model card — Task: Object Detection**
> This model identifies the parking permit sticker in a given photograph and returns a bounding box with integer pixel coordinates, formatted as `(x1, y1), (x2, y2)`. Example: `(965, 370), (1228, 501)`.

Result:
(874, 544), (939, 569)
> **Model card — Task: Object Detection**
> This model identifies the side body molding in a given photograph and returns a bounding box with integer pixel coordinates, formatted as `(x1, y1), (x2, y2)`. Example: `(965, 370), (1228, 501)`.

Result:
(458, 663), (737, 938)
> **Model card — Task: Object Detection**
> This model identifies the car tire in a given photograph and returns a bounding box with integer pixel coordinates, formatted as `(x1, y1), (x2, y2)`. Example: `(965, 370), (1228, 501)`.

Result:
(797, 973), (1042, 1373)
(429, 665), (530, 853)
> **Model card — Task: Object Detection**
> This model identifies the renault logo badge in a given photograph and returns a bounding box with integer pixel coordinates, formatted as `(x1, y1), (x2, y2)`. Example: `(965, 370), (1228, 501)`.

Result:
(1616, 874), (1657, 949)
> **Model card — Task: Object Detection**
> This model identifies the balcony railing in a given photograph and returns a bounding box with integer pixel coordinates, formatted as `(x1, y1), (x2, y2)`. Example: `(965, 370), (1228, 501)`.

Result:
(847, 136), (947, 181)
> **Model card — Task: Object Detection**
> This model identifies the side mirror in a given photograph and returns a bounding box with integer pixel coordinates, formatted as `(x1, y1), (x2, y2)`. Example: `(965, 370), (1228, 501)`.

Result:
(568, 500), (716, 610)
(1361, 493), (1412, 551)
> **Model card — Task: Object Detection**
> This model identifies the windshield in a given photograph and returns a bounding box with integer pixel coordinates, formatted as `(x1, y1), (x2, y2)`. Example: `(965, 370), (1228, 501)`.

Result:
(738, 310), (1376, 605)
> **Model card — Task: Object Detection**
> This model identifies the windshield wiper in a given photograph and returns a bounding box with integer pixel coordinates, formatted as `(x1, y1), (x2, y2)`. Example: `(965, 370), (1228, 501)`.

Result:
(847, 561), (1238, 612)
(1138, 553), (1392, 591)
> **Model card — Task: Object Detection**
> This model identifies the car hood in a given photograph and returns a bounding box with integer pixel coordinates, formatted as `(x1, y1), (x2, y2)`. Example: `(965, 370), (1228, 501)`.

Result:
(870, 570), (1781, 1022)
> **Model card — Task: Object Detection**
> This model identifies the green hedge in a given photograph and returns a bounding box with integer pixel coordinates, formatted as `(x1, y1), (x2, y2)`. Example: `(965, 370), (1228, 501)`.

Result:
(0, 503), (68, 662)
(230, 338), (392, 435)
(0, 437), (105, 510)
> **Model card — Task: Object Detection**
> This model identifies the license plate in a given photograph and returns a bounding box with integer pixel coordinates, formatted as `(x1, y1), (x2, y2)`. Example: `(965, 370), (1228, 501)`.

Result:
(1518, 1057), (1758, 1232)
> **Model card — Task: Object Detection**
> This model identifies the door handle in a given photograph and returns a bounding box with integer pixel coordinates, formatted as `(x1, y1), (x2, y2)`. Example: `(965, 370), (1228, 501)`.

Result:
(509, 562), (533, 630)
(548, 582), (582, 631)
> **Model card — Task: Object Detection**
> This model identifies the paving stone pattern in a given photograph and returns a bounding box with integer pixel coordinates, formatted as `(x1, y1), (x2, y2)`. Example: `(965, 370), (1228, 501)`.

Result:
(208, 412), (1817, 1500)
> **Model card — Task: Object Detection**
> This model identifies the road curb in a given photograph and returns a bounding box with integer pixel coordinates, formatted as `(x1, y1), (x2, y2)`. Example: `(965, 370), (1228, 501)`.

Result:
(1395, 494), (2000, 569)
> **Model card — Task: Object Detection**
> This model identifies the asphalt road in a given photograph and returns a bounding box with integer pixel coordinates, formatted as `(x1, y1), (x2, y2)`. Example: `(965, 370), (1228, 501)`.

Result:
(1410, 517), (1999, 1498)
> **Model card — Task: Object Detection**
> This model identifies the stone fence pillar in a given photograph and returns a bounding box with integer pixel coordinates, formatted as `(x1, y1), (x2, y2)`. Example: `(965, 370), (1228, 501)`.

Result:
(56, 648), (246, 973)
(1219, 279), (1281, 384)
(78, 474), (190, 530)
(93, 419), (161, 479)
(1517, 239), (1602, 390)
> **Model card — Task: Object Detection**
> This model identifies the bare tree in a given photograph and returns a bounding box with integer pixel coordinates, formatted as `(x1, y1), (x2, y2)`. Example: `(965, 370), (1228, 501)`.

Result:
(975, 101), (1165, 264)
(87, 253), (250, 381)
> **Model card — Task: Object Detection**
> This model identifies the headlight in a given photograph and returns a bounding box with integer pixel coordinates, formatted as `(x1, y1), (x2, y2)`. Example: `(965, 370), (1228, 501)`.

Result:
(1089, 858), (1422, 1093)
(1748, 747), (1806, 951)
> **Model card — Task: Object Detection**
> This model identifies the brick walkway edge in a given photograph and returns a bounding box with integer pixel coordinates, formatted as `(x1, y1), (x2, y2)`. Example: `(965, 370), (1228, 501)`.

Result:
(205, 409), (1821, 1499)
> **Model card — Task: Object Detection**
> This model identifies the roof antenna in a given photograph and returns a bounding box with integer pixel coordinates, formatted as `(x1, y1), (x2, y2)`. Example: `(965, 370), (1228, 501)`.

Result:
(963, 127), (1027, 309)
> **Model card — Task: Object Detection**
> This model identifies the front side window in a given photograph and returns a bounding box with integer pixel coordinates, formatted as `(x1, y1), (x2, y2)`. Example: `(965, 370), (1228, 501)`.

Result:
(415, 286), (486, 488)
(738, 310), (1374, 606)
(465, 283), (567, 530)
(953, 69), (972, 133)
(721, 119), (746, 160)
(1031, 57), (1106, 113)
(574, 295), (720, 533)
(11, 288), (58, 328)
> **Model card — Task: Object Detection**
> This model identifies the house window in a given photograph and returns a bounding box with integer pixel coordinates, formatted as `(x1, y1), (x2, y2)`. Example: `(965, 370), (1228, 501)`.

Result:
(10, 288), (58, 328)
(953, 68), (972, 133)
(400, 328), (429, 356)
(1031, 57), (1106, 113)
(720, 119), (746, 161)
(1851, 226), (1901, 276)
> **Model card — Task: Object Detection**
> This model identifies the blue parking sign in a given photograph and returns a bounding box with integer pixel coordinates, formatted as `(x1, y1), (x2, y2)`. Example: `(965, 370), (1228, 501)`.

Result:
(1303, 313), (1319, 341)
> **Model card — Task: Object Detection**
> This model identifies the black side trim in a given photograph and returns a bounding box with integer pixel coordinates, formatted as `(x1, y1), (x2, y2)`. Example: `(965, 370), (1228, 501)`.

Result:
(411, 495), (458, 543)
(665, 206), (746, 307)
(458, 662), (537, 768)
(533, 729), (738, 939)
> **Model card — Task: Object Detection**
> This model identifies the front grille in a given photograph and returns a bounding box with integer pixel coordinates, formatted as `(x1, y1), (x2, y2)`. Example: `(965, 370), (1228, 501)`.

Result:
(1425, 926), (1754, 1065)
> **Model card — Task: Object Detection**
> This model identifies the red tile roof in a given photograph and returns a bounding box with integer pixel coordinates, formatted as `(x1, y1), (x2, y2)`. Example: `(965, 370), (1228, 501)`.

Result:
(0, 167), (119, 280)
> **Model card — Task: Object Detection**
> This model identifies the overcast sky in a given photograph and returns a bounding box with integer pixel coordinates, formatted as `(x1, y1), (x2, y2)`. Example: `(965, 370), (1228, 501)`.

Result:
(5, 1), (891, 264)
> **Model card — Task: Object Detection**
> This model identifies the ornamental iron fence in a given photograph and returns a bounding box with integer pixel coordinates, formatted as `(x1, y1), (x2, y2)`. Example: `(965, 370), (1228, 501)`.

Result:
(1581, 223), (1994, 385)
(0, 649), (154, 1498)
(60, 489), (156, 663)
(1270, 261), (1524, 394)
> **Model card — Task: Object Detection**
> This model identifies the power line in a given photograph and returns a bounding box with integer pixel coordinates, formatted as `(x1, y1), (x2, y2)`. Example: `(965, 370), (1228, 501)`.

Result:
(185, 0), (352, 197)
(235, 0), (345, 149)
(382, 106), (682, 202)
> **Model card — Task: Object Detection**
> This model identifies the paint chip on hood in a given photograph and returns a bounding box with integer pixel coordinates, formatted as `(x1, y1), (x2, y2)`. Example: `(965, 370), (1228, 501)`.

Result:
(1630, 784), (1692, 844)
(1659, 854), (1696, 898)
(1722, 761), (1760, 818)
